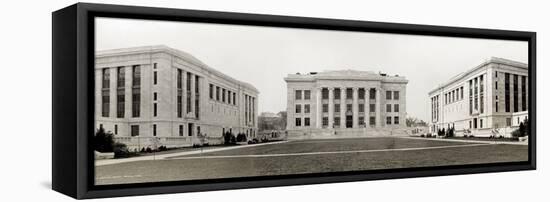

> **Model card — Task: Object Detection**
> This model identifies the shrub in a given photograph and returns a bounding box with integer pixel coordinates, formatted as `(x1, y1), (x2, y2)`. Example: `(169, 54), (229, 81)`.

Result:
(113, 142), (129, 158)
(236, 133), (247, 142)
(145, 147), (152, 153)
(224, 132), (237, 145)
(158, 145), (168, 151)
(420, 134), (425, 137)
(93, 127), (115, 152)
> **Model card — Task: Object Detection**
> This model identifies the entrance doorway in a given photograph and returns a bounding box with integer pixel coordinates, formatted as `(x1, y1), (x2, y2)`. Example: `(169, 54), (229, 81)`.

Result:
(346, 115), (353, 128)
(473, 118), (478, 129)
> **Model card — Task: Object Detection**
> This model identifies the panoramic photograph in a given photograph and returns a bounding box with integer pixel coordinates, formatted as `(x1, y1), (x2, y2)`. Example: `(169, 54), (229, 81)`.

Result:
(93, 17), (529, 185)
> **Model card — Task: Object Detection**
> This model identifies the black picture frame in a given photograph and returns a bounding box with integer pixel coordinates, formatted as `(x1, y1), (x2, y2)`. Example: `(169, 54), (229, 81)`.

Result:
(52, 3), (536, 199)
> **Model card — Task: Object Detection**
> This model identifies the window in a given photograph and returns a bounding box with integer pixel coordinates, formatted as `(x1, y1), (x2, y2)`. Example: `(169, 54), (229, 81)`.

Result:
(132, 89), (140, 117)
(369, 89), (376, 99)
(132, 65), (140, 87)
(322, 89), (329, 99)
(304, 118), (310, 126)
(521, 76), (527, 111)
(322, 117), (329, 126)
(346, 104), (352, 113)
(334, 88), (341, 99)
(186, 73), (192, 114)
(304, 90), (311, 100)
(295, 90), (302, 100)
(209, 84), (214, 99)
(222, 89), (226, 102)
(394, 104), (399, 112)
(335, 104), (340, 113)
(386, 104), (391, 112)
(153, 71), (157, 85)
(153, 103), (157, 117)
(177, 69), (183, 89)
(153, 124), (157, 136)
(295, 104), (302, 113)
(359, 104), (364, 112)
(506, 118), (512, 127)
(131, 125), (139, 137)
(117, 90), (124, 118)
(153, 92), (158, 101)
(496, 101), (499, 112)
(460, 87), (464, 99)
(304, 104), (310, 113)
(386, 91), (392, 100)
(505, 73), (510, 112)
(295, 118), (302, 126)
(370, 117), (376, 126)
(322, 104), (328, 113)
(480, 119), (483, 128)
(179, 125), (184, 136)
(513, 74), (518, 112)
(393, 91), (399, 100)
(386, 117), (392, 125)
(480, 75), (484, 113)
(346, 88), (353, 99)
(359, 116), (365, 126)
(101, 90), (109, 117)
(117, 67), (125, 87)
(102, 68), (110, 89)
(114, 125), (118, 135)
(233, 92), (236, 105)
(394, 116), (399, 124)
(334, 117), (340, 127)
(370, 104), (375, 113)
(359, 89), (365, 99)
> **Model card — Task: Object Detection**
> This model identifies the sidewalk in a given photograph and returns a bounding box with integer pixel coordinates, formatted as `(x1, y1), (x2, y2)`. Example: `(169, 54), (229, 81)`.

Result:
(400, 136), (529, 145)
(95, 140), (289, 166)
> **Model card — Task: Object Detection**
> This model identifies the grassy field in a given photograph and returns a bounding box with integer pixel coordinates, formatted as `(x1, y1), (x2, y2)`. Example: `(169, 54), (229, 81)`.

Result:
(95, 137), (528, 185)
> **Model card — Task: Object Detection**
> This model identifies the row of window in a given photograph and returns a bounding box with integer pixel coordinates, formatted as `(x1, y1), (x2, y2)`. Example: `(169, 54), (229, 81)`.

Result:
(502, 72), (527, 113)
(102, 65), (141, 118)
(431, 95), (440, 122)
(444, 86), (464, 105)
(209, 84), (237, 106)
(315, 88), (394, 100)
(176, 69), (201, 119)
(311, 116), (400, 127)
(295, 90), (311, 100)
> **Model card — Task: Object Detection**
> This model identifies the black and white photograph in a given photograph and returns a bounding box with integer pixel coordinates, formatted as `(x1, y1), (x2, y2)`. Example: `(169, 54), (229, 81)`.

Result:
(93, 17), (530, 186)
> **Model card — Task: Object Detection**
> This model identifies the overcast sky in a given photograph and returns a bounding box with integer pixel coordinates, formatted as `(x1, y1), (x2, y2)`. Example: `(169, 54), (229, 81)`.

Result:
(96, 17), (527, 122)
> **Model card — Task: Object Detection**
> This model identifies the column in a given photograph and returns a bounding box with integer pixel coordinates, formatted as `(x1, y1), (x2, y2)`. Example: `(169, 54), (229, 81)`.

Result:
(340, 87), (346, 128)
(316, 87), (322, 128)
(352, 87), (359, 128)
(364, 88), (370, 127)
(375, 88), (381, 127)
(328, 87), (334, 128)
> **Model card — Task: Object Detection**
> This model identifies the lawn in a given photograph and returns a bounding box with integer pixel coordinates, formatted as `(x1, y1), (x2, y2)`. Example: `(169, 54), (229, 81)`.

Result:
(95, 137), (528, 185)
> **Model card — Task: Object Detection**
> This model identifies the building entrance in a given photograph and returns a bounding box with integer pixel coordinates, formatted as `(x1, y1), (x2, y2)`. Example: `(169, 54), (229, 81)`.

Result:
(346, 116), (353, 128)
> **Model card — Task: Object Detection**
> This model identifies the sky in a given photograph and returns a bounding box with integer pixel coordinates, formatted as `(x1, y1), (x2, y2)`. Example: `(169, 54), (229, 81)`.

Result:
(96, 17), (528, 122)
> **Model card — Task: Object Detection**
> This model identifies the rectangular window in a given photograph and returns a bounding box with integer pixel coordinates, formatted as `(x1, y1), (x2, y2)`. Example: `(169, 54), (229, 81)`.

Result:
(227, 90), (232, 104)
(370, 104), (375, 113)
(386, 104), (391, 112)
(369, 116), (375, 126)
(394, 104), (399, 112)
(153, 71), (157, 85)
(179, 125), (184, 136)
(322, 117), (329, 127)
(335, 104), (340, 112)
(186, 73), (192, 113)
(209, 84), (214, 99)
(359, 89), (365, 99)
(102, 68), (110, 89)
(359, 104), (364, 112)
(117, 90), (124, 118)
(304, 117), (310, 126)
(153, 103), (157, 117)
(480, 119), (483, 128)
(222, 89), (226, 102)
(153, 124), (157, 136)
(177, 69), (182, 89)
(369, 89), (376, 99)
(216, 86), (220, 101)
(386, 116), (392, 125)
(393, 91), (399, 100)
(513, 74), (518, 112)
(334, 88), (341, 99)
(101, 90), (109, 117)
(359, 116), (365, 126)
(295, 118), (301, 126)
(153, 92), (157, 101)
(132, 89), (140, 117)
(386, 91), (392, 100)
(460, 87), (464, 99)
(233, 92), (236, 105)
(304, 90), (311, 100)
(480, 75), (484, 113)
(496, 101), (499, 112)
(195, 75), (200, 119)
(304, 104), (310, 113)
(117, 67), (125, 87)
(295, 90), (302, 100)
(132, 65), (140, 87)
(346, 88), (353, 99)
(521, 76), (527, 111)
(131, 125), (139, 137)
(322, 104), (328, 113)
(505, 73), (510, 112)
(394, 116), (399, 124)
(334, 117), (340, 127)
(346, 104), (352, 113)
(295, 104), (302, 113)
(322, 89), (329, 99)
(506, 118), (512, 126)
(114, 125), (118, 135)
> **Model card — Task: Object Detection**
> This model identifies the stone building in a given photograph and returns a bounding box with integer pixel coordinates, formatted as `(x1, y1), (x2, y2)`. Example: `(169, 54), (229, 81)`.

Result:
(284, 70), (408, 138)
(95, 45), (259, 149)
(428, 57), (528, 137)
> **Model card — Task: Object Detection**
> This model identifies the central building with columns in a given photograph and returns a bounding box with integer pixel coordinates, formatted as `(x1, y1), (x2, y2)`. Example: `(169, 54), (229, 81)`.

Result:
(284, 70), (408, 138)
